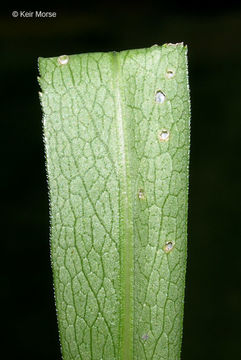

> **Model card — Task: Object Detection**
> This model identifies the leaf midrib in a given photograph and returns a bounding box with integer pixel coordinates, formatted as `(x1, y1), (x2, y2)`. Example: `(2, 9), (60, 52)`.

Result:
(112, 51), (134, 360)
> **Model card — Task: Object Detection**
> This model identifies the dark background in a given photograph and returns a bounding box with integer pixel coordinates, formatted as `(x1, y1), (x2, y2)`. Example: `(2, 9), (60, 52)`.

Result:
(2, 2), (241, 359)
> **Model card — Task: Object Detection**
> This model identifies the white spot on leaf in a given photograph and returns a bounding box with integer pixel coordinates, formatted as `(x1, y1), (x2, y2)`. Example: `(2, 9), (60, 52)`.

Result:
(166, 69), (174, 79)
(138, 189), (145, 200)
(158, 129), (170, 142)
(163, 241), (175, 253)
(58, 55), (69, 65)
(155, 90), (166, 104)
(142, 334), (149, 341)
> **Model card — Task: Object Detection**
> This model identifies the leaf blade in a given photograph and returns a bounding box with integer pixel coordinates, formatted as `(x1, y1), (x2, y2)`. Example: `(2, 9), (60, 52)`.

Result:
(39, 43), (190, 360)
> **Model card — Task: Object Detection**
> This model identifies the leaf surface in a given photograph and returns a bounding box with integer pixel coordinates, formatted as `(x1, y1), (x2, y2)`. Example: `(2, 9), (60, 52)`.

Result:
(38, 44), (190, 360)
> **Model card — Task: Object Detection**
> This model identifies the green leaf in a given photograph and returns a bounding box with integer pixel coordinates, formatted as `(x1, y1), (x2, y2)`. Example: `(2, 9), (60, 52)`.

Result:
(38, 43), (191, 360)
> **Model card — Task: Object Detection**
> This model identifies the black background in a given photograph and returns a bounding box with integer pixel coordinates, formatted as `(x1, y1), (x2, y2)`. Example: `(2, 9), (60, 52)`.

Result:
(2, 2), (241, 359)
